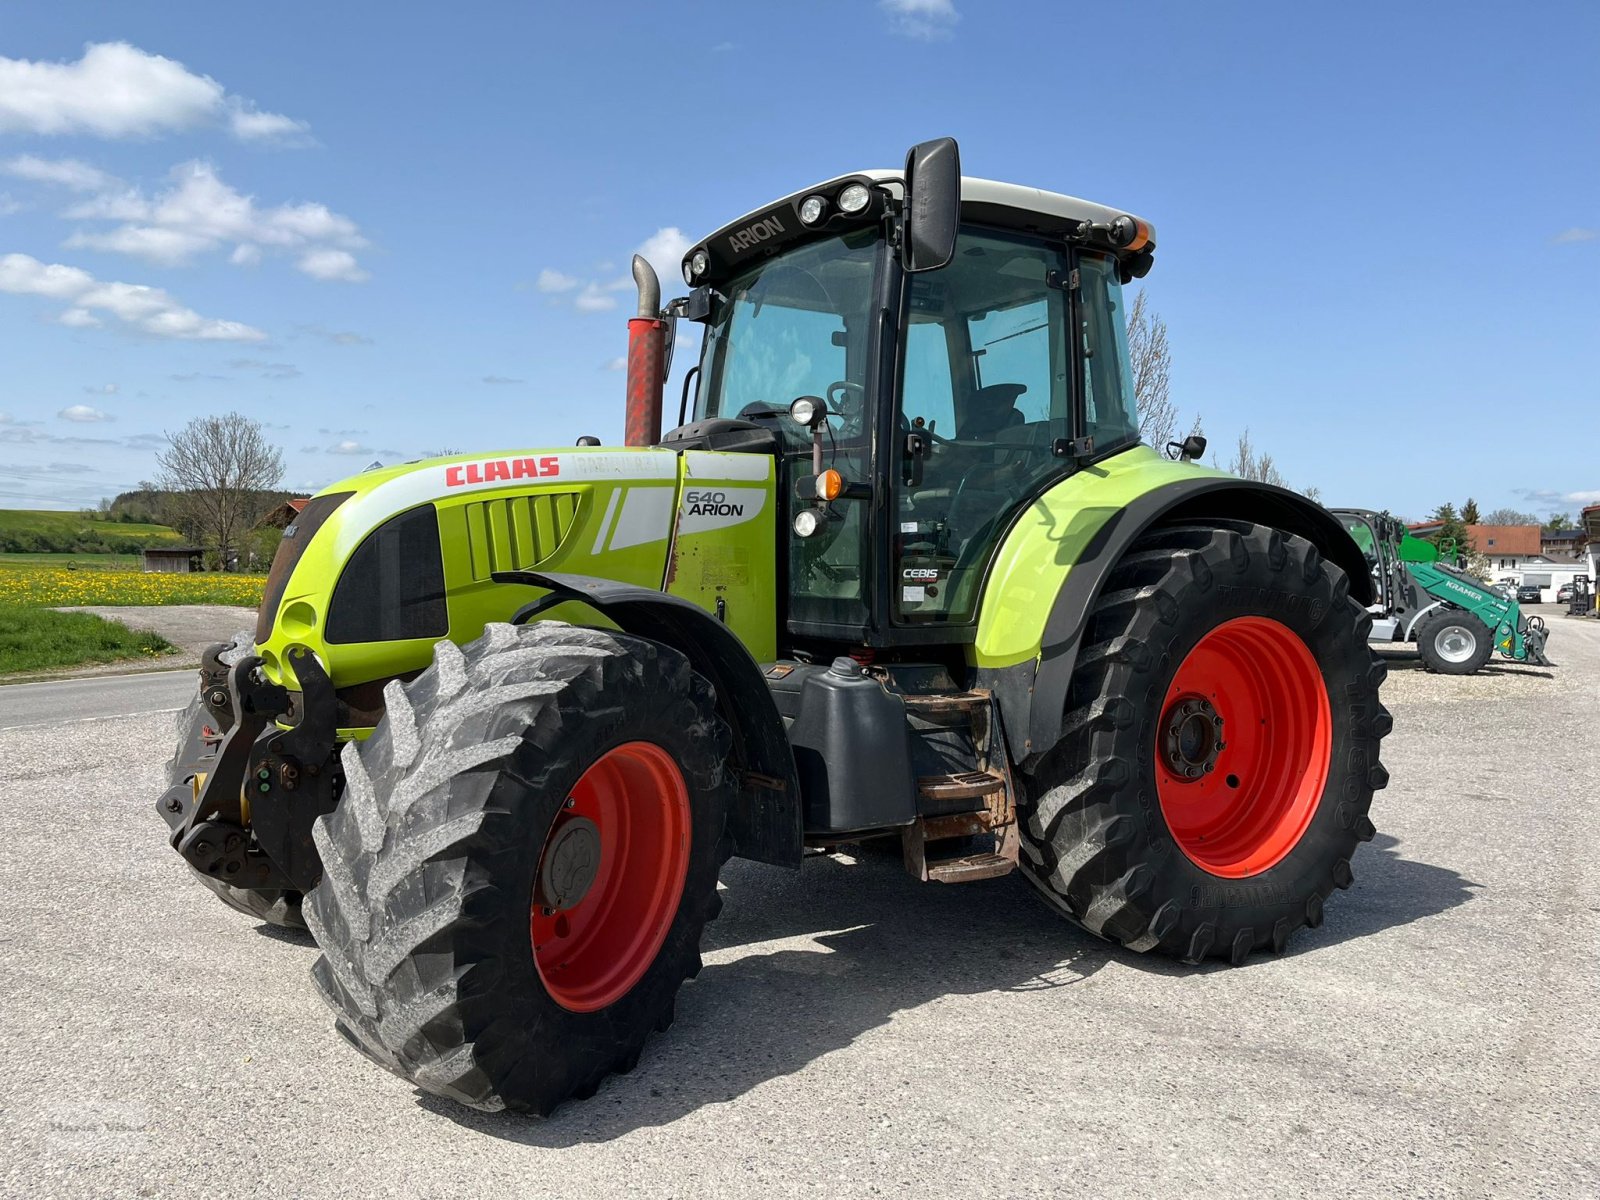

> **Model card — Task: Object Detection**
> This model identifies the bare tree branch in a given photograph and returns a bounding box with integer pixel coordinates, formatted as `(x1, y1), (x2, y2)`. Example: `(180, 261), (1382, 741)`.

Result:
(150, 413), (285, 570)
(1228, 427), (1289, 488)
(1127, 290), (1178, 449)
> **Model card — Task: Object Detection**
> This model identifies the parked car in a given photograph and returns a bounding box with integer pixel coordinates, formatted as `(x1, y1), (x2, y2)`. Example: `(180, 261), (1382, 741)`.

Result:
(1517, 583), (1543, 603)
(1556, 583), (1575, 602)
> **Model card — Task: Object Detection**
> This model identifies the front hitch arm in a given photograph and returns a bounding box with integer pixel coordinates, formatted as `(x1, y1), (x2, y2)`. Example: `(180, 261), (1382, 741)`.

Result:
(157, 651), (294, 890)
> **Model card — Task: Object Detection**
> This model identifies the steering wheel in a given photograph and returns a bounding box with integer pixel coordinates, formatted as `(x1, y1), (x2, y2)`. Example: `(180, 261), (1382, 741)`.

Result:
(826, 380), (865, 422)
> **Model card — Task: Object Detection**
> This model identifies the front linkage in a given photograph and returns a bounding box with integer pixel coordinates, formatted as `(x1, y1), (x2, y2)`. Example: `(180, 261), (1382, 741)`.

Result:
(157, 643), (344, 895)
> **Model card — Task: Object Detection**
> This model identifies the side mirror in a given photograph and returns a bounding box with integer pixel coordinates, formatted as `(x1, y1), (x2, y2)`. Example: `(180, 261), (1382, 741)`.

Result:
(661, 312), (677, 383)
(902, 137), (960, 273)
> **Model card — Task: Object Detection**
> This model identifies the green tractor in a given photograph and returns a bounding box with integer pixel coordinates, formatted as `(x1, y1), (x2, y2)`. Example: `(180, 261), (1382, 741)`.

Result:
(160, 139), (1391, 1114)
(1332, 508), (1551, 674)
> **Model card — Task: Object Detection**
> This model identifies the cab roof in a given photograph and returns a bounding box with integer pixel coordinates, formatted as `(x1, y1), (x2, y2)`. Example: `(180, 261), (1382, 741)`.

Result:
(693, 169), (1154, 273)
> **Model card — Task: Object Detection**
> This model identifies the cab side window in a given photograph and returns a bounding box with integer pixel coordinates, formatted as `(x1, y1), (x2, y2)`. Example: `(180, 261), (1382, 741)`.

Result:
(1078, 253), (1139, 452)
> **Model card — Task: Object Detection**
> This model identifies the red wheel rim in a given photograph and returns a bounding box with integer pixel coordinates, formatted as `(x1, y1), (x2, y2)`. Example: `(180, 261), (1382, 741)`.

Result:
(530, 741), (691, 1012)
(1154, 616), (1332, 878)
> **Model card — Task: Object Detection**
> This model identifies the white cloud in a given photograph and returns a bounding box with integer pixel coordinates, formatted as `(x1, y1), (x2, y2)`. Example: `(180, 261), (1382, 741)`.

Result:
(542, 227), (694, 315)
(537, 268), (578, 293)
(298, 325), (371, 345)
(59, 404), (112, 422)
(603, 356), (626, 371)
(574, 283), (618, 313)
(0, 192), (18, 217)
(1552, 228), (1596, 245)
(881, 0), (960, 40)
(229, 359), (300, 379)
(57, 307), (100, 328)
(297, 248), (368, 282)
(0, 252), (266, 341)
(636, 226), (693, 290)
(327, 439), (372, 455)
(67, 224), (214, 265)
(1562, 490), (1600, 504)
(2, 155), (118, 192)
(83, 383), (118, 395)
(228, 107), (310, 143)
(482, 375), (524, 385)
(61, 160), (368, 275)
(0, 42), (306, 142)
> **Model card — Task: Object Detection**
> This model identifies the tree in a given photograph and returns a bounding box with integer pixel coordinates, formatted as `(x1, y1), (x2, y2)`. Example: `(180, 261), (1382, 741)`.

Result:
(1228, 428), (1288, 488)
(1546, 512), (1574, 531)
(149, 413), (284, 571)
(1127, 290), (1178, 449)
(1483, 507), (1539, 525)
(1461, 497), (1481, 525)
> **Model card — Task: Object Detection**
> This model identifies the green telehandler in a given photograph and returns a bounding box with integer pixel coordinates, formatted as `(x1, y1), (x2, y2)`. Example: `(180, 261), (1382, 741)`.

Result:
(1332, 508), (1551, 674)
(158, 139), (1391, 1114)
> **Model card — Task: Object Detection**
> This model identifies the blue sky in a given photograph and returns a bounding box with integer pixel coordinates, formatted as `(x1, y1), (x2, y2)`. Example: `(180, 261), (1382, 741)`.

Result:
(1, 0), (1595, 518)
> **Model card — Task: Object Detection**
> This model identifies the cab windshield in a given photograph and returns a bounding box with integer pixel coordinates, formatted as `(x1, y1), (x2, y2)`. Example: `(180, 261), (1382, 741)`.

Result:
(693, 227), (883, 629)
(693, 226), (880, 438)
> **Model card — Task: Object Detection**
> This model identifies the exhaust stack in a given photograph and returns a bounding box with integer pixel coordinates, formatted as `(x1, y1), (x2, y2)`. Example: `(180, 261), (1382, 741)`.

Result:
(624, 254), (667, 447)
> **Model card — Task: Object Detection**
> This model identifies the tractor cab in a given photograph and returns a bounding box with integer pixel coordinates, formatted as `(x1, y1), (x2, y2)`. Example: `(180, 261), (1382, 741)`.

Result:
(664, 141), (1152, 650)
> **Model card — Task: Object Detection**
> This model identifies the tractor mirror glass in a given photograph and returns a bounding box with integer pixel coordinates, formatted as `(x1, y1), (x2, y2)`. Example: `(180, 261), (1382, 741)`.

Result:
(661, 313), (677, 383)
(902, 137), (960, 274)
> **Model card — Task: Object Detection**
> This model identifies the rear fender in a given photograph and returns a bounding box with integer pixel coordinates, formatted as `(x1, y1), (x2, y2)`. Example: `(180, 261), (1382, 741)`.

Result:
(978, 478), (1371, 770)
(495, 570), (803, 868)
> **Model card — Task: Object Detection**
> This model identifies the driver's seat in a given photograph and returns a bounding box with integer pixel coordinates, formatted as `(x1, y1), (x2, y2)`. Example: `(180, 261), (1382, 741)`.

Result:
(957, 383), (1026, 440)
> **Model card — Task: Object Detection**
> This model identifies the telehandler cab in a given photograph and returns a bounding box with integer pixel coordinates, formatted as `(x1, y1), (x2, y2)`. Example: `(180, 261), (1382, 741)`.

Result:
(159, 139), (1391, 1114)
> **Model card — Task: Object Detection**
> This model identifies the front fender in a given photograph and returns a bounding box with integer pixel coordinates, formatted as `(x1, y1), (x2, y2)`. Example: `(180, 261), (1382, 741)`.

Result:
(494, 570), (803, 868)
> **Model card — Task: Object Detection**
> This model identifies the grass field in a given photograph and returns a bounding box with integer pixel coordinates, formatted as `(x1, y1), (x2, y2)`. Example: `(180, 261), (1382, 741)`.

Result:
(0, 509), (184, 551)
(0, 606), (175, 674)
(0, 563), (267, 608)
(0, 552), (144, 570)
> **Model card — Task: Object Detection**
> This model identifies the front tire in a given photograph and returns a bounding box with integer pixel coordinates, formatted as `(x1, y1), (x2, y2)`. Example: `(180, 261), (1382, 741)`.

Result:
(1018, 521), (1391, 965)
(1415, 609), (1493, 674)
(305, 622), (733, 1114)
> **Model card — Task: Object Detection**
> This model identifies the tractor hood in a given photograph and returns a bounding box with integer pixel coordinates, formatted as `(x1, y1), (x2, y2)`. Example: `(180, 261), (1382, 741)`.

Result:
(255, 445), (775, 699)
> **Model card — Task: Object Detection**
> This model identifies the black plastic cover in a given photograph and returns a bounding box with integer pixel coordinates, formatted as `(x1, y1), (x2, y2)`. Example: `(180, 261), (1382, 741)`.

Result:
(660, 417), (780, 456)
(767, 658), (917, 834)
(325, 504), (448, 644)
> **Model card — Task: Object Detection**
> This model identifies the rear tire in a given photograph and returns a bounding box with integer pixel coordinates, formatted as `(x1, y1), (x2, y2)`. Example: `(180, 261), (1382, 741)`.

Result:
(305, 622), (733, 1114)
(1415, 609), (1494, 675)
(1018, 521), (1391, 964)
(167, 631), (306, 930)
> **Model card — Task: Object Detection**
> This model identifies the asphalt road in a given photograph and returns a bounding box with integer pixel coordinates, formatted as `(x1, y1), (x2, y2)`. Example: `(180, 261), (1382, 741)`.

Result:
(0, 669), (196, 730)
(1, 620), (1596, 1198)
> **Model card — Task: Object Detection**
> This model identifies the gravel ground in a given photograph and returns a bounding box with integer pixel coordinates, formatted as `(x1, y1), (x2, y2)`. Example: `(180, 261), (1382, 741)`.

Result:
(0, 617), (1595, 1198)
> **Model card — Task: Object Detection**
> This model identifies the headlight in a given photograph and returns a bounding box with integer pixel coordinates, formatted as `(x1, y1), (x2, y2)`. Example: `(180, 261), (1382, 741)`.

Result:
(838, 183), (871, 214)
(688, 249), (709, 280)
(793, 509), (822, 538)
(789, 396), (822, 427)
(799, 195), (827, 225)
